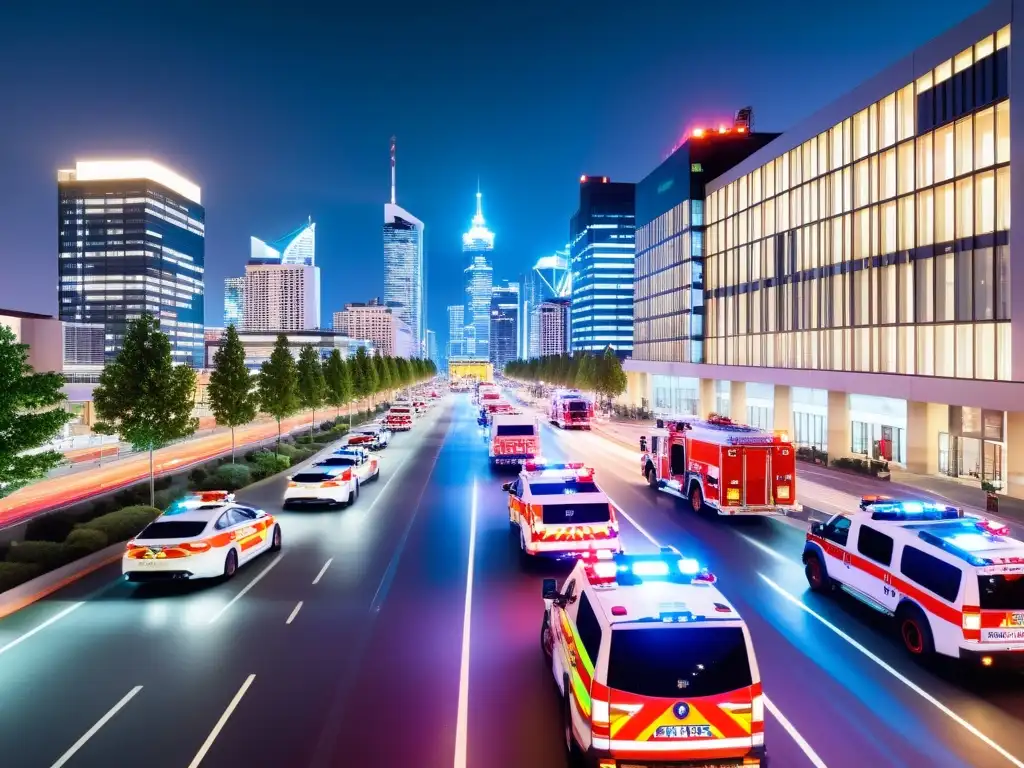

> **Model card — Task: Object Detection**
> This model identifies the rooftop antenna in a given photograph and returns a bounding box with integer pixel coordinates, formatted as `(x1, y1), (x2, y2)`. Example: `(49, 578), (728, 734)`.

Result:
(475, 177), (482, 219)
(390, 135), (397, 205)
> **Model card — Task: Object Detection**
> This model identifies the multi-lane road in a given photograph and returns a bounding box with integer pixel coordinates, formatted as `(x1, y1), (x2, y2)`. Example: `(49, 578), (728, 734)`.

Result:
(2, 395), (1024, 767)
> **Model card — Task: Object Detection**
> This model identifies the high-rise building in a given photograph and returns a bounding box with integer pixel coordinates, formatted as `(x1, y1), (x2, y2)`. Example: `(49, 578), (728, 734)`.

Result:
(383, 137), (425, 355)
(537, 299), (570, 357)
(569, 176), (636, 355)
(490, 281), (519, 372)
(425, 329), (439, 370)
(520, 249), (568, 360)
(462, 187), (495, 361)
(332, 298), (413, 358)
(447, 304), (465, 358)
(57, 159), (205, 366)
(224, 277), (245, 328)
(244, 220), (321, 331)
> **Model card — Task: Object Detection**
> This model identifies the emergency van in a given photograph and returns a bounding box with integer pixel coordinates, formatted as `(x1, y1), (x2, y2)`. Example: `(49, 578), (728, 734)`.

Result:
(550, 390), (594, 430)
(542, 550), (766, 767)
(384, 405), (414, 431)
(502, 461), (619, 563)
(804, 498), (1024, 666)
(640, 415), (799, 516)
(489, 412), (540, 467)
(478, 399), (516, 426)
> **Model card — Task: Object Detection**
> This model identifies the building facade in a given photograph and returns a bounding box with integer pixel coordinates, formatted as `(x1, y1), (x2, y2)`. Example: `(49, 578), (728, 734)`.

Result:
(463, 189), (495, 360)
(57, 159), (205, 366)
(490, 280), (519, 372)
(332, 298), (413, 358)
(447, 304), (465, 358)
(383, 138), (425, 355)
(538, 299), (570, 357)
(520, 250), (568, 361)
(204, 330), (373, 371)
(624, 3), (1024, 497)
(569, 176), (636, 355)
(224, 276), (245, 328)
(243, 220), (320, 331)
(426, 329), (440, 370)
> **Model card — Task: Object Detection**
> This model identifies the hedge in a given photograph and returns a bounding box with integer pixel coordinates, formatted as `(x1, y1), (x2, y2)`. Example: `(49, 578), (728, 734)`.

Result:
(250, 452), (291, 479)
(0, 562), (43, 593)
(79, 505), (161, 543)
(209, 463), (252, 490)
(64, 527), (109, 556)
(6, 541), (73, 571)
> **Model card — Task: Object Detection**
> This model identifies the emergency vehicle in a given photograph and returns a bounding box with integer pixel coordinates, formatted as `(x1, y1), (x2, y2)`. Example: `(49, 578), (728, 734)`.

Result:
(640, 415), (799, 517)
(476, 382), (501, 405)
(347, 425), (390, 450)
(804, 498), (1024, 666)
(541, 550), (766, 767)
(412, 399), (429, 414)
(477, 399), (516, 426)
(489, 412), (540, 467)
(550, 390), (595, 430)
(384, 405), (414, 431)
(123, 497), (281, 581)
(502, 461), (620, 563)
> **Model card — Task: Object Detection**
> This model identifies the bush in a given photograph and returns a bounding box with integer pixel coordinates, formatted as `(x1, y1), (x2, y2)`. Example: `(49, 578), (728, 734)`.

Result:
(291, 448), (316, 463)
(209, 463), (252, 491)
(276, 443), (300, 458)
(79, 505), (161, 543)
(319, 420), (334, 432)
(295, 435), (314, 445)
(64, 527), (110, 558)
(154, 488), (178, 510)
(24, 512), (76, 544)
(0, 562), (43, 593)
(189, 466), (209, 486)
(5, 541), (73, 570)
(249, 451), (291, 480)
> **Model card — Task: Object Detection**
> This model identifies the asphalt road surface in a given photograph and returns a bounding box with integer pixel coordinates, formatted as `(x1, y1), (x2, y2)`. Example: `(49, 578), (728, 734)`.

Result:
(2, 395), (1024, 767)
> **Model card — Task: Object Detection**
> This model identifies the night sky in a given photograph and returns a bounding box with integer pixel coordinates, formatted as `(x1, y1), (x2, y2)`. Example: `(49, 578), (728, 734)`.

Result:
(0, 0), (985, 350)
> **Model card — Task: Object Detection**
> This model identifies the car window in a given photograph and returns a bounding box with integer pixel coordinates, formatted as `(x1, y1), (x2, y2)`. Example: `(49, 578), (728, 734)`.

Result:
(214, 512), (233, 530)
(575, 593), (603, 665)
(512, 478), (523, 497)
(901, 545), (962, 603)
(137, 521), (209, 540)
(227, 509), (251, 526)
(233, 507), (257, 520)
(857, 525), (894, 566)
(822, 515), (852, 546)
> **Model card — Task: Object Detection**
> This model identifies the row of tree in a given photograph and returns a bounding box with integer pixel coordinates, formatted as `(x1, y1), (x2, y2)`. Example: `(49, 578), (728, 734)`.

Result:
(504, 348), (628, 402)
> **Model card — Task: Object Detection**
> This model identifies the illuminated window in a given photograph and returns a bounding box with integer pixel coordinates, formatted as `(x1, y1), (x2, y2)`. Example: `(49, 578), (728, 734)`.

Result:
(996, 166), (1010, 231)
(936, 253), (955, 322)
(997, 25), (1011, 50)
(899, 261), (914, 324)
(976, 170), (995, 235)
(854, 159), (869, 208)
(996, 101), (1010, 163)
(917, 325), (935, 375)
(997, 323), (1011, 381)
(880, 94), (897, 149)
(853, 109), (869, 160)
(916, 189), (934, 246)
(955, 117), (973, 177)
(934, 124), (954, 183)
(897, 85), (915, 141)
(934, 59), (952, 85)
(935, 183), (954, 242)
(975, 107), (995, 169)
(976, 324), (996, 380)
(916, 71), (933, 95)
(897, 141), (914, 195)
(954, 47), (973, 74)
(975, 247), (995, 321)
(955, 176), (973, 238)
(935, 325), (954, 377)
(976, 34), (994, 60)
(881, 201), (896, 255)
(898, 195), (914, 250)
(956, 325), (973, 378)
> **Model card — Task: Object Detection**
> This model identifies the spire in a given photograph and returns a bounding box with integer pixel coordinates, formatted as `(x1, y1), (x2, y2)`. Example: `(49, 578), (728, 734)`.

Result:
(390, 135), (397, 205)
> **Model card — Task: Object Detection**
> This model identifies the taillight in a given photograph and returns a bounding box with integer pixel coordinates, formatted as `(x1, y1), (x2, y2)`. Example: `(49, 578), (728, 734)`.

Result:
(125, 541), (138, 551)
(180, 541), (211, 553)
(342, 469), (352, 481)
(288, 481), (297, 487)
(963, 607), (981, 640)
(321, 481), (340, 487)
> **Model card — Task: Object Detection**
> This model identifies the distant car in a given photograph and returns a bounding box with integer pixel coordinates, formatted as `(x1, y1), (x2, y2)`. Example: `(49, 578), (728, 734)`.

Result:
(319, 448), (381, 484)
(284, 465), (360, 508)
(123, 498), (280, 582)
(348, 425), (391, 449)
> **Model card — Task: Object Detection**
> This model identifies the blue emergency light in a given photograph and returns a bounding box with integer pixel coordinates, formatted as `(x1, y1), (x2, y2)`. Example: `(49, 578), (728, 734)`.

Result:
(869, 500), (962, 521)
(584, 551), (711, 585)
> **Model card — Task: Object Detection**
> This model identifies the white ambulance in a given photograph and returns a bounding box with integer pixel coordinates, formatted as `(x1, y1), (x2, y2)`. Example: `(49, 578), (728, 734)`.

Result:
(803, 499), (1024, 667)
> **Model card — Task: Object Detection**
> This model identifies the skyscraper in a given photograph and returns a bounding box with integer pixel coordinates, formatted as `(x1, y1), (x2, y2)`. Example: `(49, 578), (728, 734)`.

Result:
(569, 176), (636, 355)
(519, 249), (567, 359)
(383, 137), (425, 355)
(224, 277), (245, 328)
(57, 159), (205, 366)
(425, 329), (439, 370)
(490, 281), (519, 372)
(462, 187), (495, 361)
(244, 220), (321, 331)
(538, 299), (571, 356)
(447, 304), (465, 358)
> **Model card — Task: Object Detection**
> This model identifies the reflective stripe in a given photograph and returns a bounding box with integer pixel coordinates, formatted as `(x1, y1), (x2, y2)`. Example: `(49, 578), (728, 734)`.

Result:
(605, 737), (753, 752)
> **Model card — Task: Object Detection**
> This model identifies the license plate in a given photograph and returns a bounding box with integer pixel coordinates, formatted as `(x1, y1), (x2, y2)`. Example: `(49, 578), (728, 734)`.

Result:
(982, 628), (1024, 642)
(134, 560), (160, 567)
(654, 725), (712, 739)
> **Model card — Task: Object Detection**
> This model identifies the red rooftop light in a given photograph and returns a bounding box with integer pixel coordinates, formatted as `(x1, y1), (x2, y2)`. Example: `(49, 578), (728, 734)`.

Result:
(692, 127), (706, 138)
(718, 125), (728, 134)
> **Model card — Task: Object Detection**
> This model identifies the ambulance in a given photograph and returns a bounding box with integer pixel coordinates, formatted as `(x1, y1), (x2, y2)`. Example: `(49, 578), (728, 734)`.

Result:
(502, 461), (620, 563)
(542, 550), (766, 767)
(640, 415), (799, 516)
(550, 390), (595, 430)
(804, 498), (1024, 666)
(489, 412), (540, 467)
(384, 405), (414, 431)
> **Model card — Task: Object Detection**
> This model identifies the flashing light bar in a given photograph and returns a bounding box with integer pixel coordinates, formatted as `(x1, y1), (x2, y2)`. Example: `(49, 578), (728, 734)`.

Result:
(869, 500), (963, 521)
(583, 552), (714, 585)
(524, 460), (585, 472)
(977, 518), (1010, 537)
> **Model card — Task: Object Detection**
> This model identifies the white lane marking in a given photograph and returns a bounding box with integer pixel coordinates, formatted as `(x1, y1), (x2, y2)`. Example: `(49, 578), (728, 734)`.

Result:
(48, 685), (143, 768)
(452, 481), (479, 768)
(609, 501), (660, 549)
(186, 674), (256, 768)
(207, 554), (284, 625)
(312, 558), (333, 585)
(759, 573), (1024, 767)
(286, 601), (303, 625)
(0, 601), (84, 658)
(763, 694), (829, 768)
(737, 531), (791, 565)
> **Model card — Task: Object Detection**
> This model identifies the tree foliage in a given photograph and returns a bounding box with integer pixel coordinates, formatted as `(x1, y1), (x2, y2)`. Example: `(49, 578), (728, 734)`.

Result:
(505, 350), (626, 401)
(207, 325), (258, 432)
(595, 346), (628, 400)
(296, 344), (327, 413)
(323, 349), (353, 414)
(258, 334), (300, 426)
(0, 324), (73, 497)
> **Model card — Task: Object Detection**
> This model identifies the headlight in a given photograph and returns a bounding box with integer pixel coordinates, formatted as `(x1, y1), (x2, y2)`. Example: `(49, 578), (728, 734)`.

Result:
(726, 488), (741, 502)
(777, 485), (790, 500)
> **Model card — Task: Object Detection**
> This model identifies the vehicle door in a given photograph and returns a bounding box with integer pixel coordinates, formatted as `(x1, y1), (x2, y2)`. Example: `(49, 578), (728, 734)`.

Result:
(228, 507), (264, 561)
(815, 514), (852, 582)
(552, 576), (580, 694)
(849, 522), (897, 611)
(568, 592), (603, 750)
(508, 477), (525, 526)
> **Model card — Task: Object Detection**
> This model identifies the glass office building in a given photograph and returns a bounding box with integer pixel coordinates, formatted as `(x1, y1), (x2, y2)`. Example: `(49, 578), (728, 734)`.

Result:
(490, 280), (519, 371)
(384, 204), (424, 354)
(462, 189), (495, 361)
(224, 276), (245, 328)
(57, 160), (205, 367)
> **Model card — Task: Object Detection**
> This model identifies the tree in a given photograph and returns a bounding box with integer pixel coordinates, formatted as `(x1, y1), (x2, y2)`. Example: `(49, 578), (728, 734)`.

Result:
(323, 349), (353, 423)
(93, 314), (198, 505)
(375, 354), (393, 400)
(207, 325), (258, 462)
(350, 346), (377, 410)
(575, 353), (596, 391)
(595, 346), (628, 406)
(386, 356), (400, 395)
(0, 325), (73, 498)
(297, 344), (327, 437)
(258, 334), (299, 450)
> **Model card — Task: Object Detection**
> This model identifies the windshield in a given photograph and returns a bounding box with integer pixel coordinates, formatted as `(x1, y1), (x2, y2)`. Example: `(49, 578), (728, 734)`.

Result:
(319, 457), (357, 466)
(528, 481), (600, 495)
(567, 401), (589, 412)
(496, 424), (535, 437)
(978, 574), (1024, 610)
(608, 626), (752, 698)
(292, 472), (335, 483)
(137, 521), (208, 540)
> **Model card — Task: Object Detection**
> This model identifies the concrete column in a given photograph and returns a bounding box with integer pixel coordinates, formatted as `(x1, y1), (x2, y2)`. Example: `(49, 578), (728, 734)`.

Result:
(698, 378), (716, 419)
(826, 390), (851, 460)
(1006, 411), (1024, 500)
(729, 381), (747, 424)
(773, 385), (793, 436)
(906, 401), (946, 475)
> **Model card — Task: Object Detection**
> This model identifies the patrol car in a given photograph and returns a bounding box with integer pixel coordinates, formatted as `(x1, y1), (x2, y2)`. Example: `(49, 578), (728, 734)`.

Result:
(503, 461), (620, 563)
(283, 448), (380, 509)
(320, 447), (381, 484)
(123, 497), (281, 582)
(804, 498), (1024, 665)
(541, 550), (766, 767)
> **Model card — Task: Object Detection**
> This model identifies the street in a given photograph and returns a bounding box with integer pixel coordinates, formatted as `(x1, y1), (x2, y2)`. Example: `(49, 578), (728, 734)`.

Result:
(2, 395), (1024, 767)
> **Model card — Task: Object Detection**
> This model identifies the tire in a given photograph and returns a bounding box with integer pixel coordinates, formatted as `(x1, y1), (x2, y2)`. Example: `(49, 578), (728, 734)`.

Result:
(348, 482), (359, 507)
(223, 549), (238, 579)
(896, 604), (935, 658)
(541, 611), (554, 664)
(690, 484), (705, 514)
(804, 553), (830, 592)
(646, 465), (658, 489)
(270, 525), (282, 552)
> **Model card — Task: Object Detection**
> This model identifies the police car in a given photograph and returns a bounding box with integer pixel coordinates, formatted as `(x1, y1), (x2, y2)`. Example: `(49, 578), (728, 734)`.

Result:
(283, 448), (380, 509)
(123, 496), (280, 582)
(346, 425), (391, 450)
(804, 498), (1024, 666)
(541, 550), (766, 767)
(502, 461), (620, 564)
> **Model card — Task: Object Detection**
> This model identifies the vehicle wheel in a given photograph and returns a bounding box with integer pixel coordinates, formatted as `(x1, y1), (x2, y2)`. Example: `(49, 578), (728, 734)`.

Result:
(348, 482), (360, 506)
(540, 611), (554, 663)
(270, 525), (282, 552)
(690, 484), (705, 514)
(804, 553), (830, 592)
(646, 465), (658, 489)
(223, 549), (238, 579)
(896, 604), (934, 658)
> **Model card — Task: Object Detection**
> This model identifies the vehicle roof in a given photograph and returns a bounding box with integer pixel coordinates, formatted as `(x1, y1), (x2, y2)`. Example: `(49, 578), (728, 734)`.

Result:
(492, 412), (534, 424)
(157, 506), (230, 523)
(584, 577), (740, 626)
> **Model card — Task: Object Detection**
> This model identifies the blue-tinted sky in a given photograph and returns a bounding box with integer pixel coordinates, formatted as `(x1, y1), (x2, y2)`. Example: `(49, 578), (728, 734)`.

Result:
(0, 0), (986, 349)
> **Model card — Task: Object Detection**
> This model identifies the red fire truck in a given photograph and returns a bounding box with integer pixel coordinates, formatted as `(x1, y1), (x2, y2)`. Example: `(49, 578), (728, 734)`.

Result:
(639, 415), (800, 516)
(548, 390), (594, 429)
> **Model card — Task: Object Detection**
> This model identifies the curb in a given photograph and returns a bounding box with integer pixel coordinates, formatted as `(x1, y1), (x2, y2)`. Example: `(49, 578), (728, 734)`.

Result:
(0, 542), (124, 620)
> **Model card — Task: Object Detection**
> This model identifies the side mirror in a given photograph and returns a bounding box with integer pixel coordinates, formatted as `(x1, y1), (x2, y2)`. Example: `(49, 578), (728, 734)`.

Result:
(501, 482), (513, 492)
(810, 521), (825, 536)
(542, 578), (559, 601)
